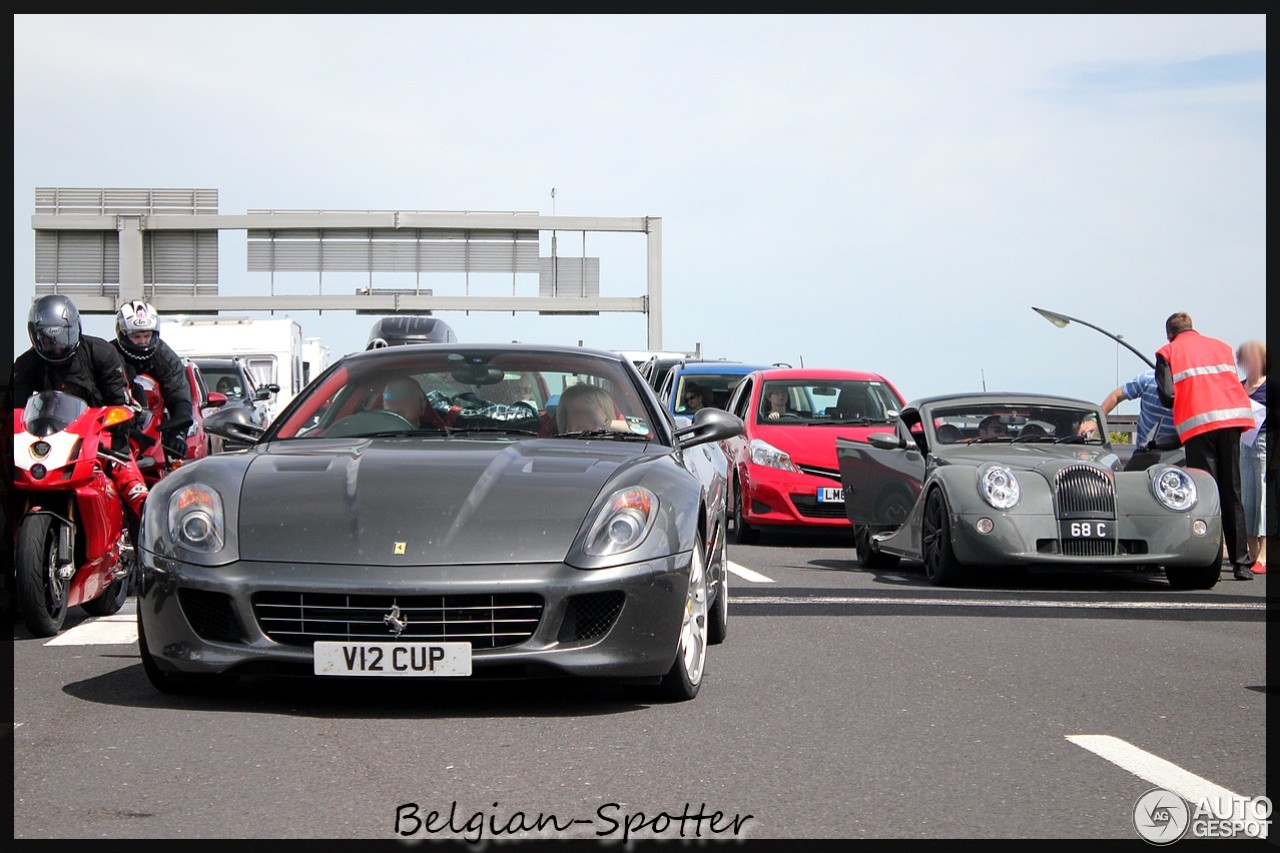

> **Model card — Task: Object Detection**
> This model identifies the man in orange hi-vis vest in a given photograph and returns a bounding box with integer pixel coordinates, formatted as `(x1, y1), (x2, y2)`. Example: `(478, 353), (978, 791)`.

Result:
(1156, 312), (1257, 581)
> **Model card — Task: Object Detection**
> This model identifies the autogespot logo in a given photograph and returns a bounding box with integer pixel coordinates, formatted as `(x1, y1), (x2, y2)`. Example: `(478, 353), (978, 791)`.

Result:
(1134, 789), (1190, 845)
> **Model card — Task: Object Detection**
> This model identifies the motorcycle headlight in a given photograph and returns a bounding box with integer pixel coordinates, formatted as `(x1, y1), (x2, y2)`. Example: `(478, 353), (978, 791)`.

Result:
(980, 465), (1021, 510)
(168, 484), (225, 552)
(585, 486), (658, 557)
(749, 438), (798, 472)
(1152, 467), (1197, 511)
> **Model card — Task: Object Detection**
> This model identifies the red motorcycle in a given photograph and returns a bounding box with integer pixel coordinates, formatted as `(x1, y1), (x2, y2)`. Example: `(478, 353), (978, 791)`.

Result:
(11, 391), (137, 636)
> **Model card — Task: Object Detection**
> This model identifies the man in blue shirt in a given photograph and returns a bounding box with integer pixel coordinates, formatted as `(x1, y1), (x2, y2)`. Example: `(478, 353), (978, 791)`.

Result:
(1101, 369), (1178, 450)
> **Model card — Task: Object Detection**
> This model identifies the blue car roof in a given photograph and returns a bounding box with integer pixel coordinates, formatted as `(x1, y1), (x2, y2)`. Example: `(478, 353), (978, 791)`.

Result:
(674, 362), (773, 376)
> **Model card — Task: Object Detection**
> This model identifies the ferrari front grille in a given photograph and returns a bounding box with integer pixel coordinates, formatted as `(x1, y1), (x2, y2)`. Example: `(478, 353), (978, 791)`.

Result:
(1054, 464), (1116, 518)
(178, 588), (244, 644)
(252, 591), (543, 649)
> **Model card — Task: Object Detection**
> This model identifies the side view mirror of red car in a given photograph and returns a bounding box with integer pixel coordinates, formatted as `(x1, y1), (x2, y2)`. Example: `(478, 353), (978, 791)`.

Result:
(205, 392), (229, 409)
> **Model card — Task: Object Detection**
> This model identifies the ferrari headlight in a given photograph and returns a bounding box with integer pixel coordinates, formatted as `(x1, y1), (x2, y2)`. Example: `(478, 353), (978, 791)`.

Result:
(980, 465), (1021, 510)
(168, 484), (225, 552)
(1152, 467), (1197, 511)
(585, 486), (658, 557)
(749, 439), (799, 472)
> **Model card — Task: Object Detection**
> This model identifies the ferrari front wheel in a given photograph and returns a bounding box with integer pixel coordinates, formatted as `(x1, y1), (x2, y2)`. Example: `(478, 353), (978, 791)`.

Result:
(654, 538), (709, 701)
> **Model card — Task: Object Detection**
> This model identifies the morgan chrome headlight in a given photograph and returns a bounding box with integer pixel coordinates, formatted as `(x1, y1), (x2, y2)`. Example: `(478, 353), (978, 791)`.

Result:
(749, 439), (799, 473)
(168, 484), (226, 552)
(1152, 467), (1197, 511)
(979, 465), (1021, 510)
(584, 486), (659, 557)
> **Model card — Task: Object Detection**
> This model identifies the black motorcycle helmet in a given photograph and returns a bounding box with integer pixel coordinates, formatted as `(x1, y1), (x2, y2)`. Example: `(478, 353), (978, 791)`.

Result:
(28, 294), (82, 365)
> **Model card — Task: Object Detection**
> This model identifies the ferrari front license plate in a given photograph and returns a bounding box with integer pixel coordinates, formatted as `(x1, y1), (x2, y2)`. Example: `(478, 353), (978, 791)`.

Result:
(313, 642), (472, 676)
(1059, 520), (1112, 540)
(816, 487), (846, 503)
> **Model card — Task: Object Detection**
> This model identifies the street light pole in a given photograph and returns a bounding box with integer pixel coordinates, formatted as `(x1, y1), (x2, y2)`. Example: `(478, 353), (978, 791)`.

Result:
(1032, 307), (1156, 370)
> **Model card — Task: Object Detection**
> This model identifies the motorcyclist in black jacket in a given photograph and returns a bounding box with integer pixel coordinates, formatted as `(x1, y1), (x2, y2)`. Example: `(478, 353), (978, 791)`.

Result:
(10, 295), (150, 533)
(111, 300), (194, 460)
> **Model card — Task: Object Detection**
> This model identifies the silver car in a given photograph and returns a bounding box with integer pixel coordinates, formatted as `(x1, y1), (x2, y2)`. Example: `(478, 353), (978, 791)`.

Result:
(838, 393), (1224, 589)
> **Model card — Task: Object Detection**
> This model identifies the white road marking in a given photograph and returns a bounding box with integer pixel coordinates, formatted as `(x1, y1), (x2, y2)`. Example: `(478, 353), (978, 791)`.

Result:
(726, 561), (775, 584)
(1067, 734), (1264, 838)
(733, 596), (1263, 611)
(43, 613), (138, 646)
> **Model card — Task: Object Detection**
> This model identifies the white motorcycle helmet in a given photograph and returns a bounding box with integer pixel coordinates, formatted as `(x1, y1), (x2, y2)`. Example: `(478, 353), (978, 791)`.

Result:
(116, 299), (161, 364)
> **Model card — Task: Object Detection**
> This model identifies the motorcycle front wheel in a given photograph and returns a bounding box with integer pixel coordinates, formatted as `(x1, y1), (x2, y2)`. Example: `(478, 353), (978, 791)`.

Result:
(17, 514), (69, 637)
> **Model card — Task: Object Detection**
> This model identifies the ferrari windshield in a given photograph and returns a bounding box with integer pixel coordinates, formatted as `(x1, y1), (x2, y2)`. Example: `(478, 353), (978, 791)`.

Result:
(270, 349), (657, 442)
(931, 403), (1105, 445)
(757, 379), (900, 425)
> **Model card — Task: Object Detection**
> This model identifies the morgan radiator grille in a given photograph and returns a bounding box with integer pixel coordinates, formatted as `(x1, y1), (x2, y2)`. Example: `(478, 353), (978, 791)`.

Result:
(1060, 538), (1118, 558)
(1054, 465), (1116, 518)
(252, 592), (543, 649)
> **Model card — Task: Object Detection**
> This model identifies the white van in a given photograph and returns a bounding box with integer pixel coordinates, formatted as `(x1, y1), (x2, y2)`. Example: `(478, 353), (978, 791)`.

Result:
(162, 315), (305, 420)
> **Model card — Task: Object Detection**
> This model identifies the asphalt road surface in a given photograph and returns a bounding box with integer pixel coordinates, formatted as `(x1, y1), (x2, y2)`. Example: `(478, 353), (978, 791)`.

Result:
(11, 529), (1269, 840)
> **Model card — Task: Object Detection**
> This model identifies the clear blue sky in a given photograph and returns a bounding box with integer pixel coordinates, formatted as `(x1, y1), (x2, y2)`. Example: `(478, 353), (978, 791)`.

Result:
(13, 15), (1266, 411)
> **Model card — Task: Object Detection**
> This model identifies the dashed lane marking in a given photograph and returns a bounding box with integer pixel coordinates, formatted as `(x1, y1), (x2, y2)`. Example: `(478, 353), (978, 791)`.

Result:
(1066, 734), (1264, 838)
(726, 561), (775, 583)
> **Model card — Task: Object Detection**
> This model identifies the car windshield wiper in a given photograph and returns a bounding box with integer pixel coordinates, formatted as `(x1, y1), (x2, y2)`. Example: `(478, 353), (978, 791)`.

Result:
(1012, 434), (1056, 443)
(807, 418), (894, 426)
(449, 426), (541, 437)
(344, 427), (453, 439)
(969, 436), (1016, 443)
(1054, 435), (1104, 445)
(558, 429), (652, 442)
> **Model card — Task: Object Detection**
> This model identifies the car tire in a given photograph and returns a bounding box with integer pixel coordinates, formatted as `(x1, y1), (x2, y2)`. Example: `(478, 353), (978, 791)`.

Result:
(652, 538), (710, 702)
(855, 525), (900, 569)
(707, 558), (728, 646)
(16, 514), (69, 637)
(922, 488), (970, 587)
(137, 608), (238, 694)
(731, 477), (759, 545)
(1164, 556), (1222, 590)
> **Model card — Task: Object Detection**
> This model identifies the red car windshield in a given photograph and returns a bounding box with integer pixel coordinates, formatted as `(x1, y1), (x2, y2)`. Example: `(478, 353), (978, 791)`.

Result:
(757, 379), (900, 425)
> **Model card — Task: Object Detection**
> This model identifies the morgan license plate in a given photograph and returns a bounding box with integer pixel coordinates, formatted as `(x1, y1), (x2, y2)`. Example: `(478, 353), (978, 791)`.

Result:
(816, 487), (846, 504)
(1059, 520), (1112, 540)
(313, 641), (472, 676)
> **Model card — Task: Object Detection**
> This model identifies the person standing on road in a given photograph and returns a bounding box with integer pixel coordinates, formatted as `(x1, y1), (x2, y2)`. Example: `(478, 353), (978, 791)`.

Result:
(1155, 312), (1257, 581)
(1236, 340), (1267, 574)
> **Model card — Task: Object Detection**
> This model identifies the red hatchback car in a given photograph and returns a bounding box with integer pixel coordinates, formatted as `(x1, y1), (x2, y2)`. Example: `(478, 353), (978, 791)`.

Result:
(721, 368), (905, 541)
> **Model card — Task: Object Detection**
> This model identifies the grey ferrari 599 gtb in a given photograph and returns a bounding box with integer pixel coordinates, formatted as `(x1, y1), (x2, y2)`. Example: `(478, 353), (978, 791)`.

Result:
(137, 344), (742, 701)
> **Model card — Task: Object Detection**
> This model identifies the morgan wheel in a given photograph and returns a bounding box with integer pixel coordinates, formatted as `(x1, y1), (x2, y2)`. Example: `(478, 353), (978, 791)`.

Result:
(1164, 556), (1222, 590)
(708, 558), (728, 646)
(922, 489), (969, 586)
